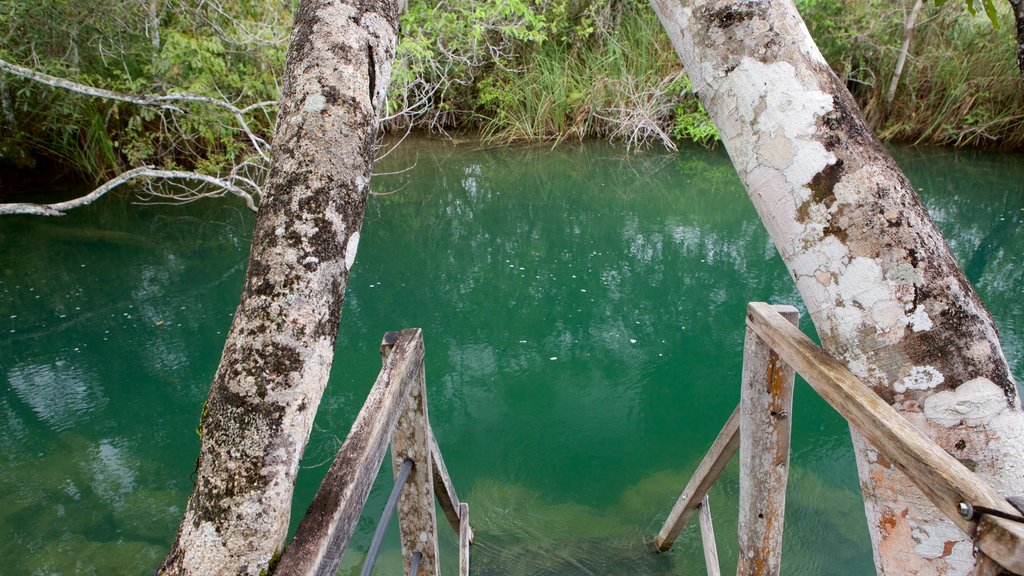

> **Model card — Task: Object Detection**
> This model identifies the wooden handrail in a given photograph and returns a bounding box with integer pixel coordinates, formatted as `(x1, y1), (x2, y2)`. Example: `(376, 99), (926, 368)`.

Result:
(745, 302), (1024, 574)
(652, 405), (740, 551)
(276, 329), (424, 576)
(275, 328), (473, 576)
(432, 432), (474, 543)
(653, 303), (1023, 575)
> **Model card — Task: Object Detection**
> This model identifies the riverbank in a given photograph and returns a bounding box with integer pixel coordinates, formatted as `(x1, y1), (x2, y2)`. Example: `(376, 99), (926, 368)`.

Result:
(0, 0), (1022, 187)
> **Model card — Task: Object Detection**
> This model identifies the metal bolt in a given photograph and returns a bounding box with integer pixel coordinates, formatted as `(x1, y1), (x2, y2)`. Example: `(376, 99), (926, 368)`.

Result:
(958, 502), (974, 520)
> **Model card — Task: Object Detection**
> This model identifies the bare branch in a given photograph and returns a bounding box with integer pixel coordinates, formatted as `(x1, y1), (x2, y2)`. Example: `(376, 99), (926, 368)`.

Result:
(0, 166), (260, 216)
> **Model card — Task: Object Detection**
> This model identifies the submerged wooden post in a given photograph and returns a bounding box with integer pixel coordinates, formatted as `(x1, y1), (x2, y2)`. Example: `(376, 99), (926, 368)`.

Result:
(459, 502), (471, 576)
(653, 406), (740, 551)
(389, 333), (441, 576)
(738, 304), (799, 576)
(699, 496), (721, 576)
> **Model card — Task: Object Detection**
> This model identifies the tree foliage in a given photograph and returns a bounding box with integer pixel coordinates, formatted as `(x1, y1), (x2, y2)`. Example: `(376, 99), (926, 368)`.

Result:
(0, 0), (286, 181)
(1, 0), (1023, 186)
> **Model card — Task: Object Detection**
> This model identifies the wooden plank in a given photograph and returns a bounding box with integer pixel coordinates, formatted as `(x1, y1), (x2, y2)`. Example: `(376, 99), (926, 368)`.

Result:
(698, 496), (721, 576)
(746, 302), (1024, 574)
(391, 336), (442, 576)
(653, 405), (740, 552)
(738, 306), (799, 576)
(431, 432), (473, 543)
(974, 516), (1024, 576)
(275, 329), (424, 576)
(970, 550), (1013, 576)
(459, 502), (471, 576)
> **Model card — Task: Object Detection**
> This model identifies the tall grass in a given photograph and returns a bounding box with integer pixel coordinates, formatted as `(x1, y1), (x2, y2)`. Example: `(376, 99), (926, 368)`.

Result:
(802, 0), (1024, 149)
(878, 9), (1024, 148)
(475, 8), (688, 148)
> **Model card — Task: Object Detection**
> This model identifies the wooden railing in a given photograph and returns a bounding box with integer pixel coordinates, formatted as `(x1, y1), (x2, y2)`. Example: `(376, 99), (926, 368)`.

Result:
(653, 303), (1024, 575)
(275, 329), (473, 576)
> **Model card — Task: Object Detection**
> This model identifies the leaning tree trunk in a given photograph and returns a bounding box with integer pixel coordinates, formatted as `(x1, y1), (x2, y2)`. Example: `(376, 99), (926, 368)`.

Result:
(1012, 0), (1024, 76)
(649, 0), (1024, 573)
(158, 1), (398, 574)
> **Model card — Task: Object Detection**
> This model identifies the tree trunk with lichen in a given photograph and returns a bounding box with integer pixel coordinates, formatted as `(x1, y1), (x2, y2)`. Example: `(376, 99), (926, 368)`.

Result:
(1012, 0), (1024, 76)
(649, 0), (1024, 574)
(158, 1), (398, 574)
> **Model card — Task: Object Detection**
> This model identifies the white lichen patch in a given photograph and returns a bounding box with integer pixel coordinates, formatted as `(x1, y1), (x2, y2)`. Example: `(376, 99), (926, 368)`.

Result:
(923, 377), (1007, 427)
(302, 93), (326, 114)
(721, 57), (835, 192)
(798, 202), (830, 245)
(908, 305), (933, 332)
(344, 231), (360, 271)
(885, 262), (923, 286)
(838, 257), (889, 308)
(895, 366), (944, 393)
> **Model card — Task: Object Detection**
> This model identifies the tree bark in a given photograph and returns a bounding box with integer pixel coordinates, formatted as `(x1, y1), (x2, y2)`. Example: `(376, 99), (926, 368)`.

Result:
(1011, 0), (1024, 76)
(158, 1), (398, 574)
(649, 1), (1024, 574)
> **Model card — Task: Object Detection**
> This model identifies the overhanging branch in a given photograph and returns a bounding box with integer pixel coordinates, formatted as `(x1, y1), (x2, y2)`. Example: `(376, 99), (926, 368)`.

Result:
(0, 166), (259, 216)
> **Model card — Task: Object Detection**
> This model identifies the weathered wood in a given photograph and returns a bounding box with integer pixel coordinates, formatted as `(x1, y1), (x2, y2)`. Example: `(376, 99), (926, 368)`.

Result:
(738, 305), (799, 576)
(653, 406), (740, 552)
(698, 497), (721, 576)
(431, 432), (473, 543)
(459, 502), (471, 576)
(746, 303), (1024, 574)
(275, 329), (423, 576)
(974, 516), (1024, 576)
(391, 339), (441, 576)
(970, 550), (1014, 576)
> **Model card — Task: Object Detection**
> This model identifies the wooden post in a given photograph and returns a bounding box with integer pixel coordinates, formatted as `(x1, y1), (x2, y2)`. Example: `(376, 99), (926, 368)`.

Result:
(653, 406), (740, 551)
(970, 552), (1012, 576)
(699, 496), (722, 576)
(459, 502), (471, 576)
(391, 337), (441, 576)
(745, 303), (1024, 574)
(738, 305), (799, 576)
(275, 329), (424, 576)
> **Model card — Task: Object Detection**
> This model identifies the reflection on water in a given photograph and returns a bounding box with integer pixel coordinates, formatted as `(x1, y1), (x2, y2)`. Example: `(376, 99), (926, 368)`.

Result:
(1, 141), (1022, 574)
(8, 361), (105, 432)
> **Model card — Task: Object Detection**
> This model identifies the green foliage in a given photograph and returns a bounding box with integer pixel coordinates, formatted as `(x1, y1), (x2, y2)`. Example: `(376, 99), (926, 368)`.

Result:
(934, 0), (1000, 28)
(0, 0), (286, 181)
(390, 0), (712, 147)
(798, 0), (1024, 149)
(2, 0), (1022, 180)
(669, 77), (718, 147)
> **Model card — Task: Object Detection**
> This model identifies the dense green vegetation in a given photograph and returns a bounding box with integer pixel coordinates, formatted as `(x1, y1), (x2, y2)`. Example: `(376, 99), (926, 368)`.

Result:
(0, 0), (1021, 186)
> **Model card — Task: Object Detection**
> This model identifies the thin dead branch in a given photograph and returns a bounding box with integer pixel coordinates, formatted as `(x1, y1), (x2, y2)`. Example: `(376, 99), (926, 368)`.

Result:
(0, 166), (259, 216)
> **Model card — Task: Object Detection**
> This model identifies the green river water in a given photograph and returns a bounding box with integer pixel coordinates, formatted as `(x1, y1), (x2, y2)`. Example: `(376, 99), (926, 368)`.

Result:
(1, 141), (1022, 575)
